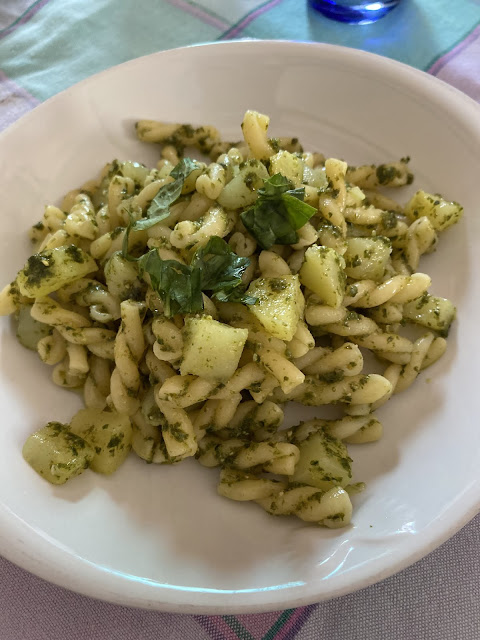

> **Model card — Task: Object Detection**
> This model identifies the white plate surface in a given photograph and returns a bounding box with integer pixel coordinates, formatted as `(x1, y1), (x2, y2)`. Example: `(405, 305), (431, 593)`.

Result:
(0, 41), (479, 614)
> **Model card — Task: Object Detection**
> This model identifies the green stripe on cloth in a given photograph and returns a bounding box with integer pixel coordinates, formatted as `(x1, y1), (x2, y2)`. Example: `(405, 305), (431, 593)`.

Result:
(261, 609), (295, 640)
(224, 615), (257, 640)
(241, 0), (480, 70)
(0, 0), (220, 101)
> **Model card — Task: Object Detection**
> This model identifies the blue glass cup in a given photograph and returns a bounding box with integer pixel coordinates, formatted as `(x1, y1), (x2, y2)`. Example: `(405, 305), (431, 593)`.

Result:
(308, 0), (401, 24)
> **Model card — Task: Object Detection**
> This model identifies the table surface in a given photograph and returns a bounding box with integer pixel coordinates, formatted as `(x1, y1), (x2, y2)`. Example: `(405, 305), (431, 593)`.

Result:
(0, 1), (479, 639)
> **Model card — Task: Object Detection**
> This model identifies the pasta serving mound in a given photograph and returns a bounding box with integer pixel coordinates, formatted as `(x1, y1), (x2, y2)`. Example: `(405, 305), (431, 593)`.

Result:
(0, 110), (462, 529)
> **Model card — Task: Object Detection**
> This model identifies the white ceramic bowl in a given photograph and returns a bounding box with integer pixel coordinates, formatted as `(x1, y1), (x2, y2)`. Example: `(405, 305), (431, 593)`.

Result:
(0, 41), (479, 614)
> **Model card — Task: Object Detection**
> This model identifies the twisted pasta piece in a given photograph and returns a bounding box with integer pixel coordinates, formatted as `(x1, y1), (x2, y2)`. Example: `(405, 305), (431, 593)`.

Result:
(288, 415), (383, 445)
(151, 316), (183, 362)
(228, 231), (256, 258)
(350, 273), (431, 309)
(110, 300), (145, 415)
(217, 399), (284, 441)
(196, 162), (226, 200)
(249, 330), (304, 394)
(156, 374), (219, 408)
(37, 329), (67, 365)
(170, 206), (234, 249)
(52, 358), (86, 389)
(277, 373), (392, 407)
(66, 343), (89, 377)
(57, 278), (121, 323)
(31, 297), (90, 328)
(346, 160), (413, 189)
(317, 158), (348, 236)
(83, 355), (111, 410)
(0, 282), (23, 315)
(131, 409), (169, 464)
(218, 468), (287, 501)
(135, 120), (221, 155)
(241, 110), (275, 161)
(198, 437), (300, 476)
(293, 342), (364, 378)
(258, 250), (291, 277)
(156, 400), (197, 460)
(403, 216), (438, 272)
(287, 321), (315, 359)
(257, 485), (352, 528)
(65, 193), (98, 240)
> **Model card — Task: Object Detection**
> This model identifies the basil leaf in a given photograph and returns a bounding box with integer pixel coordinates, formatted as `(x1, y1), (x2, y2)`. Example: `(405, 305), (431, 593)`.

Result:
(146, 157), (200, 219)
(281, 193), (316, 228)
(240, 173), (316, 250)
(241, 206), (298, 249)
(192, 236), (249, 291)
(259, 172), (292, 197)
(137, 236), (256, 317)
(122, 157), (200, 259)
(138, 251), (203, 318)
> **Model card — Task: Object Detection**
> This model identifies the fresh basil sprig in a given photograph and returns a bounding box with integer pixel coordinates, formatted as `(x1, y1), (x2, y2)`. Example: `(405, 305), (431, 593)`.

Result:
(138, 236), (255, 318)
(137, 251), (203, 318)
(240, 173), (316, 250)
(192, 236), (256, 304)
(122, 157), (200, 257)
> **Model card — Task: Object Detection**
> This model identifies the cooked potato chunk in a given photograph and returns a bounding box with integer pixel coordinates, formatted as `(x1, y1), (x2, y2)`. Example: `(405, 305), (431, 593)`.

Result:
(70, 408), (132, 474)
(403, 293), (456, 336)
(344, 237), (392, 281)
(180, 315), (248, 382)
(405, 190), (463, 231)
(16, 305), (51, 350)
(217, 160), (269, 209)
(269, 150), (304, 187)
(16, 245), (97, 298)
(291, 431), (352, 491)
(247, 275), (304, 341)
(23, 421), (94, 485)
(300, 246), (345, 307)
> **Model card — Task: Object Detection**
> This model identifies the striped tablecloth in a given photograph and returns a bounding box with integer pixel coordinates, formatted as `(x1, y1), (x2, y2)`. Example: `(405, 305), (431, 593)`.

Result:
(0, 2), (479, 639)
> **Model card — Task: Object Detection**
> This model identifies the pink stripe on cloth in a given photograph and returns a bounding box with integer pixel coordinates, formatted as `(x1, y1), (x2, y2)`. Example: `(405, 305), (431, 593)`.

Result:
(276, 606), (316, 640)
(220, 0), (283, 40)
(165, 0), (228, 31)
(0, 0), (51, 40)
(0, 70), (39, 131)
(428, 24), (480, 75)
(237, 612), (281, 638)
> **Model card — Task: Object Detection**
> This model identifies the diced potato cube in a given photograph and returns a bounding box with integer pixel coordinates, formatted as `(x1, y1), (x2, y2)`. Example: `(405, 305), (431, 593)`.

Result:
(303, 165), (328, 189)
(217, 160), (269, 209)
(247, 275), (305, 341)
(22, 421), (94, 485)
(405, 190), (463, 231)
(269, 151), (304, 187)
(17, 245), (97, 298)
(104, 253), (142, 301)
(70, 408), (132, 474)
(344, 237), (392, 281)
(300, 246), (346, 307)
(16, 305), (51, 350)
(403, 293), (456, 336)
(291, 431), (352, 492)
(180, 316), (248, 382)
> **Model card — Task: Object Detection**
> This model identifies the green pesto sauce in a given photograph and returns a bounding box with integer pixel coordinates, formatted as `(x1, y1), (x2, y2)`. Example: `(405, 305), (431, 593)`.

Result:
(64, 244), (85, 263)
(23, 253), (55, 287)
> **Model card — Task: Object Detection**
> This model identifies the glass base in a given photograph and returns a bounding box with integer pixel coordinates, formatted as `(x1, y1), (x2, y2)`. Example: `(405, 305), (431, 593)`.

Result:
(308, 0), (400, 24)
